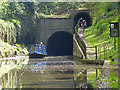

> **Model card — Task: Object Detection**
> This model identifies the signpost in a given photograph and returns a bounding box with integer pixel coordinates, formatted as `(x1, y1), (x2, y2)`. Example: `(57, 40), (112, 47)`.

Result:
(109, 22), (119, 49)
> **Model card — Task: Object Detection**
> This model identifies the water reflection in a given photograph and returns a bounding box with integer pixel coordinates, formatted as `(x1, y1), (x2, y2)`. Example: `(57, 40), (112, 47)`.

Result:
(28, 62), (47, 73)
(1, 56), (102, 88)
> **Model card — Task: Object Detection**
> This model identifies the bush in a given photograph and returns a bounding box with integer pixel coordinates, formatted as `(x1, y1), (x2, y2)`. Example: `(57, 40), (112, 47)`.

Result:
(15, 43), (20, 47)
(7, 19), (20, 27)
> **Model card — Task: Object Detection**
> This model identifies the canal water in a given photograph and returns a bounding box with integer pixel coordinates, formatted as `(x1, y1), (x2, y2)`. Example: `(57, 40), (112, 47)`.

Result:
(0, 56), (102, 88)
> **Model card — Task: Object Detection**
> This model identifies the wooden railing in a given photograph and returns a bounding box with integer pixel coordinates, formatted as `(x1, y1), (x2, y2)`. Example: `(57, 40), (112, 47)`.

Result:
(74, 25), (108, 60)
(86, 46), (97, 60)
(74, 25), (87, 59)
(98, 44), (107, 60)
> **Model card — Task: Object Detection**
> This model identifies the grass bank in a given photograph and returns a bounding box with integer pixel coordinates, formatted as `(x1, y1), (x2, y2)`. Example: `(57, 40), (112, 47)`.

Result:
(84, 11), (119, 60)
(0, 39), (28, 58)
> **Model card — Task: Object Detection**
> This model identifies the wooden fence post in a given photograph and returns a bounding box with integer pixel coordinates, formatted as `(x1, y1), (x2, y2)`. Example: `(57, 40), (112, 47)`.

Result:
(95, 46), (97, 59)
(85, 46), (87, 59)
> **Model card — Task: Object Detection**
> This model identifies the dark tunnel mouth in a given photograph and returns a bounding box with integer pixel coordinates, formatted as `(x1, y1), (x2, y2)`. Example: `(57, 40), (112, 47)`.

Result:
(74, 12), (92, 28)
(46, 31), (73, 56)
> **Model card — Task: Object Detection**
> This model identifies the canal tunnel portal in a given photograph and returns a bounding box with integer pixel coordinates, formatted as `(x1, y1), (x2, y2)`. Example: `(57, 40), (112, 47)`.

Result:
(47, 31), (73, 56)
(74, 12), (92, 27)
(35, 9), (91, 56)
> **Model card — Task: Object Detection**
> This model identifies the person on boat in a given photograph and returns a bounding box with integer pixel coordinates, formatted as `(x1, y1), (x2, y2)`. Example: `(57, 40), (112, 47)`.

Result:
(40, 41), (44, 52)
(40, 41), (43, 45)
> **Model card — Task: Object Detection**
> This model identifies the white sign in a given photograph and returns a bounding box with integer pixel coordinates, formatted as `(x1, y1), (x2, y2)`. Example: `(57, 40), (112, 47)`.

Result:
(111, 24), (114, 28)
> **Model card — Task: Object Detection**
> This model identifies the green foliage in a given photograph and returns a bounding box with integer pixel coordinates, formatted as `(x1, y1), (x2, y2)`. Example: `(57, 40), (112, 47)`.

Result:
(106, 9), (117, 17)
(7, 19), (20, 27)
(85, 2), (118, 26)
(84, 2), (119, 59)
(0, 19), (16, 44)
(0, 38), (28, 58)
(36, 2), (82, 15)
(1, 2), (25, 19)
(99, 68), (118, 88)
(36, 12), (68, 18)
(105, 61), (118, 88)
(15, 43), (21, 47)
(17, 48), (22, 53)
(109, 60), (117, 67)
(1, 2), (84, 19)
(107, 69), (119, 88)
(15, 43), (28, 54)
(0, 39), (15, 57)
(36, 13), (55, 18)
(87, 71), (96, 88)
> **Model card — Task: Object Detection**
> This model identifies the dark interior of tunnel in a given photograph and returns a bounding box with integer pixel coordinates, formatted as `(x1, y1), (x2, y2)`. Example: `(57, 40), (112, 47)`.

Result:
(74, 13), (92, 28)
(47, 31), (73, 56)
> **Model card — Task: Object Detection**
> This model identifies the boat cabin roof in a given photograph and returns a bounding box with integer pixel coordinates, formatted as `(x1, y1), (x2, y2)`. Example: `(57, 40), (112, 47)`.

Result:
(31, 44), (44, 47)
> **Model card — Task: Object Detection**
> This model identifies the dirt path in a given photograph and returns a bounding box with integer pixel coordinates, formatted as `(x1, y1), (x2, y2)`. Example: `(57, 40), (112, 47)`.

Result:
(78, 28), (96, 59)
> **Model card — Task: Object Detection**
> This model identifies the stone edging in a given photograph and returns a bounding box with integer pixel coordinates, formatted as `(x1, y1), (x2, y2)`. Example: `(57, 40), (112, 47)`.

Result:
(97, 60), (110, 88)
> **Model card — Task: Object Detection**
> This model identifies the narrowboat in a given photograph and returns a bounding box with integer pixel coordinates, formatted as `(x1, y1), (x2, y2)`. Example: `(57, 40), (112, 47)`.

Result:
(28, 44), (47, 58)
